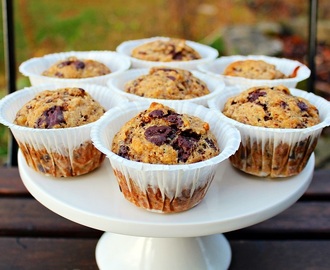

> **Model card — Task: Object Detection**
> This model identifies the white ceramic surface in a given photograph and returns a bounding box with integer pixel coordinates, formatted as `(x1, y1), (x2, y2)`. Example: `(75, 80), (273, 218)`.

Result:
(18, 151), (314, 269)
(96, 233), (231, 270)
(18, 151), (314, 237)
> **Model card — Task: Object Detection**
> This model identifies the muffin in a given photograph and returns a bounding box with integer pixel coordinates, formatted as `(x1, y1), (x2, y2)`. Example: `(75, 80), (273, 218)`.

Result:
(91, 101), (241, 213)
(107, 68), (225, 107)
(116, 36), (219, 70)
(208, 85), (330, 178)
(223, 59), (289, 80)
(222, 85), (320, 128)
(0, 83), (127, 177)
(19, 51), (131, 86)
(124, 66), (210, 100)
(198, 55), (311, 88)
(131, 38), (201, 62)
(14, 87), (105, 128)
(112, 102), (219, 164)
(42, 56), (111, 78)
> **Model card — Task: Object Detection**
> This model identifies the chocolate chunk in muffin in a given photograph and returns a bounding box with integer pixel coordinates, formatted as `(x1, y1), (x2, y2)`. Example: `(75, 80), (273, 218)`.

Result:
(112, 102), (220, 164)
(14, 87), (105, 129)
(125, 66), (210, 100)
(131, 38), (201, 62)
(42, 56), (111, 78)
(224, 59), (288, 80)
(223, 85), (320, 129)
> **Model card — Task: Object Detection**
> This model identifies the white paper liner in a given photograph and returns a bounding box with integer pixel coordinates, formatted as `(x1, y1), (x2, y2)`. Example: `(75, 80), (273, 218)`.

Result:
(208, 87), (330, 177)
(0, 83), (128, 177)
(198, 55), (311, 88)
(19, 51), (131, 86)
(91, 101), (241, 212)
(106, 68), (226, 107)
(116, 36), (219, 70)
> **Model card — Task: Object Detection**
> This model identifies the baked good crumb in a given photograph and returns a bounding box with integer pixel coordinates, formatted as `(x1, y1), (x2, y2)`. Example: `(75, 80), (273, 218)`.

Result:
(15, 87), (105, 128)
(14, 87), (106, 177)
(222, 85), (321, 177)
(222, 85), (320, 128)
(112, 102), (219, 164)
(131, 38), (201, 62)
(42, 56), (111, 78)
(111, 102), (220, 212)
(125, 66), (210, 100)
(223, 59), (288, 80)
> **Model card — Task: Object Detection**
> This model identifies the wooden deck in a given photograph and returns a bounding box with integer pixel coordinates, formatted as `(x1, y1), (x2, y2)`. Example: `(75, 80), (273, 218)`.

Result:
(0, 166), (330, 269)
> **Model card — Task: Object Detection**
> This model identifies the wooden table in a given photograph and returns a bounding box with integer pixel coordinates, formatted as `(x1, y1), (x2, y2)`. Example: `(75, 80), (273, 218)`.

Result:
(1, 166), (330, 270)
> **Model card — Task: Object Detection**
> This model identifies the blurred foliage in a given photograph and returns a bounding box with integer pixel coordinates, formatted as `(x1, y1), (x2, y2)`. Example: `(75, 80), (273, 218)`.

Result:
(0, 0), (329, 166)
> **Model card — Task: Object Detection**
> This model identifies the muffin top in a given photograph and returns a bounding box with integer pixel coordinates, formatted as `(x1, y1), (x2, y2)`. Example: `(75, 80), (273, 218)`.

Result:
(112, 102), (220, 164)
(14, 87), (105, 128)
(223, 59), (288, 80)
(42, 56), (111, 78)
(125, 66), (210, 100)
(222, 85), (320, 128)
(131, 38), (201, 62)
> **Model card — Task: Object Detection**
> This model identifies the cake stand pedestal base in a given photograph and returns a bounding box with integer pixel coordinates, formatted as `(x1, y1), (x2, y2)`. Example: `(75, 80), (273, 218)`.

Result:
(95, 232), (231, 270)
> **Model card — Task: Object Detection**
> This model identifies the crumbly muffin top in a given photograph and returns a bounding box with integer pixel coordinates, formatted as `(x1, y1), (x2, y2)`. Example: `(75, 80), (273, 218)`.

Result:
(14, 87), (105, 128)
(131, 39), (201, 62)
(42, 56), (111, 78)
(222, 85), (320, 128)
(223, 60), (288, 80)
(112, 102), (219, 164)
(125, 66), (210, 100)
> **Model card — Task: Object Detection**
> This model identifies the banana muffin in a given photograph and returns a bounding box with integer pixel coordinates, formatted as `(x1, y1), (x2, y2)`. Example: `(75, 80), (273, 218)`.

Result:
(124, 66), (210, 100)
(223, 59), (289, 80)
(222, 85), (320, 128)
(131, 38), (201, 62)
(14, 87), (106, 177)
(42, 56), (111, 78)
(221, 85), (321, 177)
(109, 102), (224, 213)
(112, 102), (219, 164)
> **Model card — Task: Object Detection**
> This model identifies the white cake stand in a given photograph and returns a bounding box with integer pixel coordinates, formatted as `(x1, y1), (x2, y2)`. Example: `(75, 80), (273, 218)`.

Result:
(18, 151), (314, 270)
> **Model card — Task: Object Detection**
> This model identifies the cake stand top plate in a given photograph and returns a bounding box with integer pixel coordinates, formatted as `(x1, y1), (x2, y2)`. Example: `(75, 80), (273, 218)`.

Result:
(18, 151), (314, 238)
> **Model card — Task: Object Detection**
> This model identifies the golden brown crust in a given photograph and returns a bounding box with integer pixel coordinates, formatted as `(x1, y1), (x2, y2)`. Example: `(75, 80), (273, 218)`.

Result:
(230, 136), (318, 177)
(131, 39), (201, 62)
(112, 102), (219, 164)
(14, 87), (105, 128)
(222, 85), (320, 128)
(222, 85), (321, 178)
(42, 56), (111, 78)
(18, 141), (105, 177)
(223, 60), (287, 80)
(125, 66), (210, 100)
(114, 169), (212, 213)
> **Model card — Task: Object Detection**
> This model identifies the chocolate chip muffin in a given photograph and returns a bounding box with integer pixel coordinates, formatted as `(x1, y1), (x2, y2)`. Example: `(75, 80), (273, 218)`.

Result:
(15, 87), (105, 128)
(222, 85), (320, 128)
(124, 66), (210, 100)
(103, 102), (228, 213)
(223, 59), (288, 80)
(14, 87), (106, 177)
(42, 56), (111, 78)
(220, 85), (321, 177)
(131, 38), (201, 62)
(112, 102), (219, 165)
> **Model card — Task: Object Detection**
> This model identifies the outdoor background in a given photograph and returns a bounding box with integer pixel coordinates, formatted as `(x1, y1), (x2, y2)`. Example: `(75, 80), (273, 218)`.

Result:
(0, 0), (329, 167)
